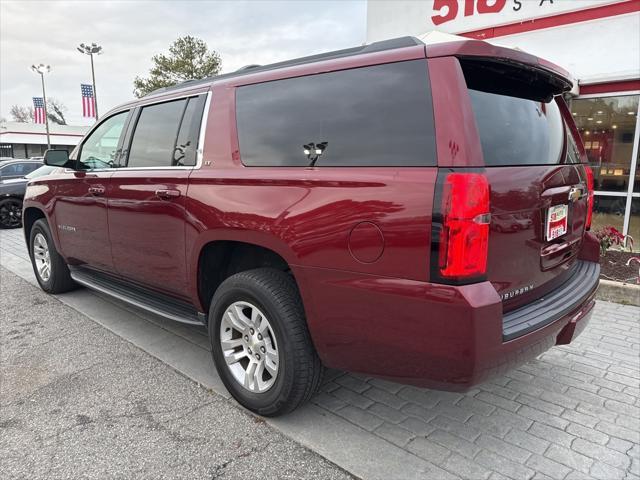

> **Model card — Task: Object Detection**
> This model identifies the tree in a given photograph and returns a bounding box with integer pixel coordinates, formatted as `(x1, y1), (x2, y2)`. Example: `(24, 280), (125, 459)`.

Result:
(9, 98), (67, 125)
(9, 105), (32, 123)
(46, 98), (67, 125)
(133, 36), (221, 98)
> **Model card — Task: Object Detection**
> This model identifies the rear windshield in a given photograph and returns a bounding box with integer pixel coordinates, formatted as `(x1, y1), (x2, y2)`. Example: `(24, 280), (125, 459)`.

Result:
(468, 89), (570, 166)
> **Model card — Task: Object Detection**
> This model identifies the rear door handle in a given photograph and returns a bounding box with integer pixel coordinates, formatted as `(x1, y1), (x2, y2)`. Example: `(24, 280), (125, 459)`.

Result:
(155, 189), (181, 199)
(88, 186), (105, 196)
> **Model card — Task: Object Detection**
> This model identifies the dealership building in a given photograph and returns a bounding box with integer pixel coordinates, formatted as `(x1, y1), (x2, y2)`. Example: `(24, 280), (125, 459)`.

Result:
(0, 121), (88, 159)
(368, 0), (640, 244)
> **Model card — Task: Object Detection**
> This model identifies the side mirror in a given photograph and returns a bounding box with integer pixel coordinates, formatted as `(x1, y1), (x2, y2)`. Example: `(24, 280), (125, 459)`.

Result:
(44, 149), (72, 168)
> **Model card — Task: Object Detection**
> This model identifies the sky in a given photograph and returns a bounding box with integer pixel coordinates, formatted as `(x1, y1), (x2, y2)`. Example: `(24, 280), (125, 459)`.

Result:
(0, 0), (366, 126)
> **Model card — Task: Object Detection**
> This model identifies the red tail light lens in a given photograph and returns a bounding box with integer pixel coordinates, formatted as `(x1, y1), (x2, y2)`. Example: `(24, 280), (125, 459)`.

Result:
(585, 166), (594, 230)
(439, 173), (490, 279)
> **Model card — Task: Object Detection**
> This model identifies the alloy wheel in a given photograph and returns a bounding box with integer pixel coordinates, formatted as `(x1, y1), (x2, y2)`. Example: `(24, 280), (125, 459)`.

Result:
(220, 301), (279, 393)
(33, 233), (51, 282)
(0, 200), (22, 228)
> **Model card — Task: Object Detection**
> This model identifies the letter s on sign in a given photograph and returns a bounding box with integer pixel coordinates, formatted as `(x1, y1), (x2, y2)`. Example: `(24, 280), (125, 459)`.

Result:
(431, 0), (458, 26)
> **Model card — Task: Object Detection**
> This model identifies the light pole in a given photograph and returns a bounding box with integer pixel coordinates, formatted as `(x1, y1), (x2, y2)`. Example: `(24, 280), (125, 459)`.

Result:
(31, 63), (51, 149)
(77, 42), (102, 119)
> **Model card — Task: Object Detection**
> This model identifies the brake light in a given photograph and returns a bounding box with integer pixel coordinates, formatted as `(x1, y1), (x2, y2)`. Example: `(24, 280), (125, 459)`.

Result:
(585, 166), (594, 230)
(439, 173), (491, 280)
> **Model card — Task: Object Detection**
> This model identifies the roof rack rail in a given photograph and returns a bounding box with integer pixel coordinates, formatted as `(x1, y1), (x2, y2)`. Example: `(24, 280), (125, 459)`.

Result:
(143, 36), (424, 97)
(144, 78), (198, 97)
(236, 64), (262, 72)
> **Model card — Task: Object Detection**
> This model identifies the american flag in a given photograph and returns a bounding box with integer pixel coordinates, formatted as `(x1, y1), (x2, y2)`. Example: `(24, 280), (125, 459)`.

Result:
(33, 97), (46, 124)
(81, 84), (96, 118)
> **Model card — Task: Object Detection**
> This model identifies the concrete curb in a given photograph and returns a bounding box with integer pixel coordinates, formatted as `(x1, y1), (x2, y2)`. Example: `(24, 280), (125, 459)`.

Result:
(597, 279), (640, 306)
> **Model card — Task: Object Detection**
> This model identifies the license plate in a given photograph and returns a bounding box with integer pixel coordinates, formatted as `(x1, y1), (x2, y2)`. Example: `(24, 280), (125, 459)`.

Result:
(546, 204), (568, 241)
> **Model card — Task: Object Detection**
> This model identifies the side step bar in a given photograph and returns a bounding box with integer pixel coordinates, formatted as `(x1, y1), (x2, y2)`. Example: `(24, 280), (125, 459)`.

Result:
(69, 267), (206, 326)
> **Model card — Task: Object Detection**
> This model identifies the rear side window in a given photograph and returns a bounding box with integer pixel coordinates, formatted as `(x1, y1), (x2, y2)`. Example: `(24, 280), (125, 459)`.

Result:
(236, 60), (436, 167)
(127, 95), (206, 168)
(128, 99), (186, 168)
(468, 89), (567, 166)
(174, 96), (206, 167)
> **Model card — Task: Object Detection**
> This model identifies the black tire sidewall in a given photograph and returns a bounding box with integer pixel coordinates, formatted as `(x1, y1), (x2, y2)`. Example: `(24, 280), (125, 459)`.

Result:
(209, 276), (297, 415)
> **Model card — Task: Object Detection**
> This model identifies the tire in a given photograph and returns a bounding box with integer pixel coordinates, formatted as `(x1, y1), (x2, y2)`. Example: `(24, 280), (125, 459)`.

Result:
(29, 219), (76, 294)
(208, 268), (323, 416)
(0, 198), (22, 229)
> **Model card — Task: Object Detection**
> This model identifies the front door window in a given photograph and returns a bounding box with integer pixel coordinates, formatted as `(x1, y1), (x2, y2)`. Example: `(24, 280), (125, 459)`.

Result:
(78, 111), (128, 170)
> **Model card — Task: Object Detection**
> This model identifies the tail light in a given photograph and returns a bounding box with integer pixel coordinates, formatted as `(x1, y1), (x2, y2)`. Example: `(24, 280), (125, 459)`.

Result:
(437, 173), (490, 281)
(585, 166), (594, 230)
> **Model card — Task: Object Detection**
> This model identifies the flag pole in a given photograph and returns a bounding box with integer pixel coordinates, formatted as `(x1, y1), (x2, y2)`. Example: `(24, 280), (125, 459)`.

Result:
(40, 73), (51, 149)
(78, 43), (102, 121)
(31, 64), (51, 149)
(90, 53), (98, 120)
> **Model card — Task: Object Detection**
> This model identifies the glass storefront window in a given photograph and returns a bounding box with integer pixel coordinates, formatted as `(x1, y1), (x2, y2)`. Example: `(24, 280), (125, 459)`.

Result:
(592, 195), (626, 234)
(630, 198), (640, 251)
(571, 95), (639, 193)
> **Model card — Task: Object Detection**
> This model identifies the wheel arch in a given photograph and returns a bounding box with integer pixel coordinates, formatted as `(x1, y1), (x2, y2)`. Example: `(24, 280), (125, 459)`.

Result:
(195, 238), (300, 315)
(22, 206), (47, 243)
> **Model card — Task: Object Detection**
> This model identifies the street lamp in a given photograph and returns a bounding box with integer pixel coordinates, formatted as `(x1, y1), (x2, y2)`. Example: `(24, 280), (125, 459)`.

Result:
(30, 63), (51, 149)
(77, 42), (102, 119)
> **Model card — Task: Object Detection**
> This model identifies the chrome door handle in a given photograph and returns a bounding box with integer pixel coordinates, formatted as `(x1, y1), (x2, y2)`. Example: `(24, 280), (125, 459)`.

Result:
(88, 186), (105, 196)
(155, 189), (181, 199)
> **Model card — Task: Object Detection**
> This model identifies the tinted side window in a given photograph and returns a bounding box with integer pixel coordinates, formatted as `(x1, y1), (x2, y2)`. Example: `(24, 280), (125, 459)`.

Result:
(174, 96), (206, 167)
(127, 99), (186, 168)
(79, 111), (129, 169)
(0, 163), (22, 175)
(24, 162), (41, 174)
(236, 60), (436, 167)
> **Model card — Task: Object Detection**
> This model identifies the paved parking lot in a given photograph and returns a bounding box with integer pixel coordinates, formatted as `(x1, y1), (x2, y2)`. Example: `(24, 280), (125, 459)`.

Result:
(0, 266), (352, 480)
(1, 227), (639, 480)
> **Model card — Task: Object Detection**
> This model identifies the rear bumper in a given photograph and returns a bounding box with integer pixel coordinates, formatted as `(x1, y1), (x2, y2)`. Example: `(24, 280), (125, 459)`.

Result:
(297, 260), (599, 390)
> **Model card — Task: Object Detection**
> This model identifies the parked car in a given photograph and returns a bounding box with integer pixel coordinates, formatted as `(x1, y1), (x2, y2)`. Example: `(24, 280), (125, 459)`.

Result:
(23, 36), (600, 416)
(0, 159), (43, 181)
(0, 165), (58, 228)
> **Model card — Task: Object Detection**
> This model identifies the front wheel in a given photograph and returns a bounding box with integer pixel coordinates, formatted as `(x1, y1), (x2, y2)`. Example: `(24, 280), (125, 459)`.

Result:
(209, 268), (323, 416)
(29, 219), (76, 293)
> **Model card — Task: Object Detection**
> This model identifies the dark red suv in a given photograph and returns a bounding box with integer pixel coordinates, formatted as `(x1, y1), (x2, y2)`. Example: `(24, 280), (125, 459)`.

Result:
(24, 36), (600, 416)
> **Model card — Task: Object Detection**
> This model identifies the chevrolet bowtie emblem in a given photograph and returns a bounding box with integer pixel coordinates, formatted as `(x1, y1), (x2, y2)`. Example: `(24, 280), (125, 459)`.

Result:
(568, 186), (584, 203)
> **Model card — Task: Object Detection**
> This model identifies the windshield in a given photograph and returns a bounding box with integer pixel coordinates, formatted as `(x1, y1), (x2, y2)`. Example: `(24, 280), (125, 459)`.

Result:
(25, 165), (56, 179)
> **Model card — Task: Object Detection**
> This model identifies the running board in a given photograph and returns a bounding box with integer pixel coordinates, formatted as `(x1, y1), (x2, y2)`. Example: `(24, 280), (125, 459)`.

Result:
(69, 267), (206, 326)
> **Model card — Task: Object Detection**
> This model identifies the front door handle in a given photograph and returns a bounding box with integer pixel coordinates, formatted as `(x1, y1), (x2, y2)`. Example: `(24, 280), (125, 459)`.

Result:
(88, 185), (105, 196)
(155, 189), (181, 200)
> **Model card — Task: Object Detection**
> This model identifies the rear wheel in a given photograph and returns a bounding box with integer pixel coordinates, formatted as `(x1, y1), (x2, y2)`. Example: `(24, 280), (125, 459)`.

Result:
(0, 198), (22, 229)
(29, 219), (76, 293)
(209, 268), (323, 416)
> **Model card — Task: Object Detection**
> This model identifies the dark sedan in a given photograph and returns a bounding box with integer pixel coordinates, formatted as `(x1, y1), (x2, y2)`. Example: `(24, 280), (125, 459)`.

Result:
(0, 165), (58, 228)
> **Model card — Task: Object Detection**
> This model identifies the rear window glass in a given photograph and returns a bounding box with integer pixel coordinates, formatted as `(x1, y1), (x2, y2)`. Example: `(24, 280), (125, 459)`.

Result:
(128, 99), (186, 168)
(469, 89), (570, 166)
(236, 60), (436, 167)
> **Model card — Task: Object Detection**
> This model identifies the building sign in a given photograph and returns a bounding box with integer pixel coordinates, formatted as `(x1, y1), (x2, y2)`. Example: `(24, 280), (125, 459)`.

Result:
(427, 0), (624, 33)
